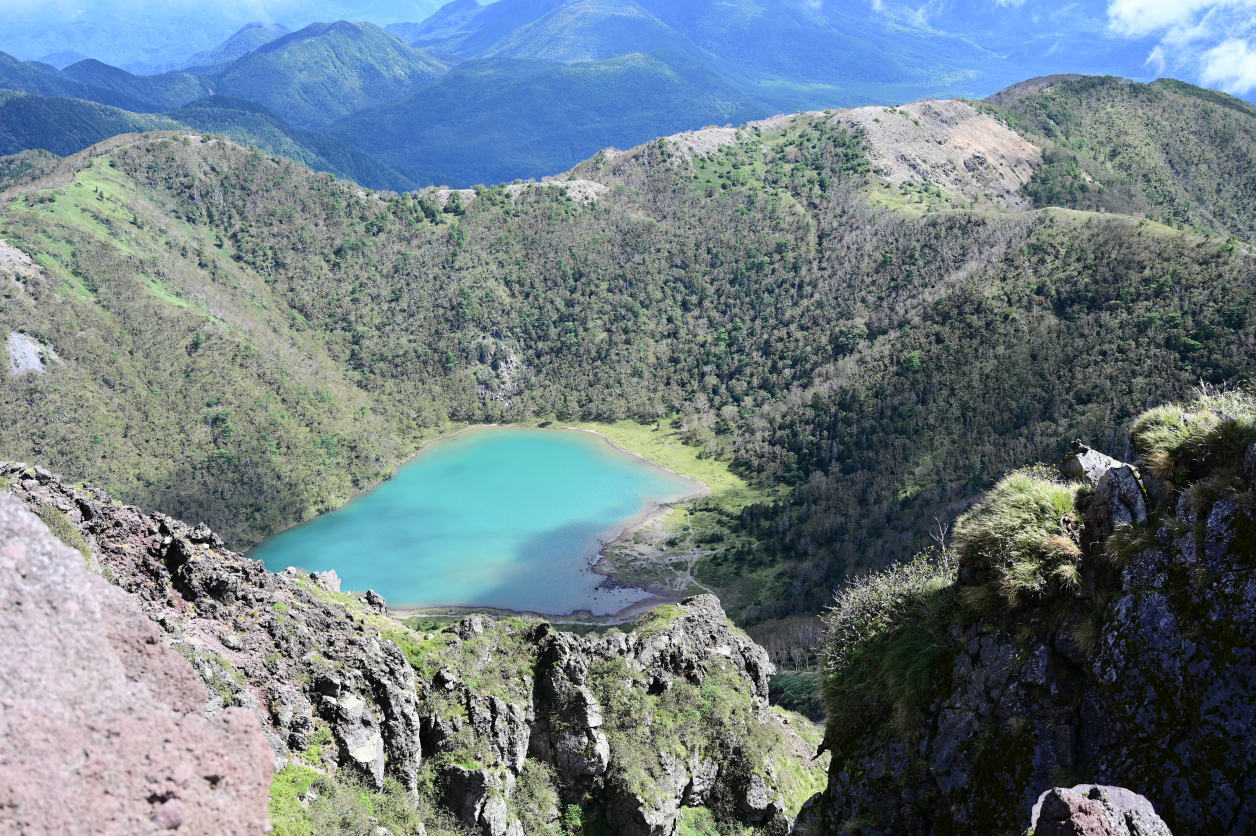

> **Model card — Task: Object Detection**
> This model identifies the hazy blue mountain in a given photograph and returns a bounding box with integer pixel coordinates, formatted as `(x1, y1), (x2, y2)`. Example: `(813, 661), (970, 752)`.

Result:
(385, 0), (988, 108)
(180, 23), (291, 72)
(387, 0), (484, 45)
(0, 12), (241, 76)
(389, 0), (1164, 110)
(0, 52), (153, 112)
(167, 95), (419, 191)
(212, 21), (447, 129)
(59, 60), (213, 111)
(0, 86), (418, 191)
(326, 49), (768, 186)
(32, 50), (89, 70)
(0, 89), (179, 157)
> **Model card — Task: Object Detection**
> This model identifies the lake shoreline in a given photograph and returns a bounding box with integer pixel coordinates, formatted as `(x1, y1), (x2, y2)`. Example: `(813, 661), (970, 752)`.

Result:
(260, 422), (713, 620)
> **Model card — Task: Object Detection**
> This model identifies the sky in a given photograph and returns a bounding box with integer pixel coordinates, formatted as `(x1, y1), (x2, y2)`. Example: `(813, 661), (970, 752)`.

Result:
(0, 0), (1254, 100)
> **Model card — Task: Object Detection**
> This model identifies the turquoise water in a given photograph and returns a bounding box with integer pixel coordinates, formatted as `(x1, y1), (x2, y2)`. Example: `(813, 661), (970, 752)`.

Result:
(249, 427), (699, 615)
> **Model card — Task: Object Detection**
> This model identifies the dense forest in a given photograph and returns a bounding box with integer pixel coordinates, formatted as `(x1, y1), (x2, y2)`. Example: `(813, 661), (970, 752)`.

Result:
(1, 76), (1254, 640)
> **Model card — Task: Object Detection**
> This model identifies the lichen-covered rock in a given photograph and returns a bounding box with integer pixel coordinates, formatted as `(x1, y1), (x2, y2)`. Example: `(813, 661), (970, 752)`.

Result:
(441, 764), (517, 836)
(1062, 442), (1124, 487)
(0, 492), (273, 834)
(605, 755), (690, 836)
(1029, 785), (1174, 836)
(1032, 787), (1118, 836)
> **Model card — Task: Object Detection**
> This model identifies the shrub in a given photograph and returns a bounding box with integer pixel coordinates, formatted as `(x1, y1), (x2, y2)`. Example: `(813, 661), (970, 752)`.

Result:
(1131, 387), (1256, 485)
(952, 472), (1083, 608)
(821, 549), (956, 750)
(513, 761), (562, 836)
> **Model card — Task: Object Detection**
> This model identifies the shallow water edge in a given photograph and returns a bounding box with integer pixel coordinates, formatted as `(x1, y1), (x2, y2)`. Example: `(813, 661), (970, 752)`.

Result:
(249, 423), (710, 619)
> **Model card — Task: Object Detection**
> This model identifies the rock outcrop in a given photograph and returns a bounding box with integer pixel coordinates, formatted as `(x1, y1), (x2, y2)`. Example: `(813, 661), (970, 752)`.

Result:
(804, 416), (1256, 835)
(0, 460), (823, 835)
(0, 492), (273, 834)
(1029, 785), (1173, 836)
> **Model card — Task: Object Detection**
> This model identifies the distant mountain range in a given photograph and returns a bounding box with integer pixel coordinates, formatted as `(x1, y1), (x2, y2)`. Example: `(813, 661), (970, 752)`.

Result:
(325, 49), (767, 184)
(0, 0), (1171, 187)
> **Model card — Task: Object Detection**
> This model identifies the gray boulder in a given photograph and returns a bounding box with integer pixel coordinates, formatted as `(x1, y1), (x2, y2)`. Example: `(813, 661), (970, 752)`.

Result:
(1061, 442), (1124, 486)
(312, 569), (341, 592)
(364, 589), (388, 613)
(605, 755), (690, 836)
(1093, 465), (1148, 534)
(441, 764), (513, 836)
(334, 692), (387, 790)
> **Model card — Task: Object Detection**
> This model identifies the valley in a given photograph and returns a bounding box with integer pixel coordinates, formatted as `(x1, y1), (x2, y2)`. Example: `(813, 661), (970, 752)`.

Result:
(1, 44), (1256, 835)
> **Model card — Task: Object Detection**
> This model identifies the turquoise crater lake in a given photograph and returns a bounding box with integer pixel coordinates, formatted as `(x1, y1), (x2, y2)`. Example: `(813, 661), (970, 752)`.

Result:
(249, 427), (701, 615)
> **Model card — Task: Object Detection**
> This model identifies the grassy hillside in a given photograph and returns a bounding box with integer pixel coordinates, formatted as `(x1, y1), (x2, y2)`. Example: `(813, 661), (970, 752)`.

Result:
(327, 50), (768, 186)
(1, 78), (1253, 632)
(984, 75), (1256, 241)
(213, 21), (447, 129)
(0, 91), (179, 157)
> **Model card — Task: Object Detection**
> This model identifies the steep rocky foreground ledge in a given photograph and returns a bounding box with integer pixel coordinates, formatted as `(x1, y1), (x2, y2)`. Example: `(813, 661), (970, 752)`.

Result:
(0, 461), (826, 836)
(804, 394), (1256, 836)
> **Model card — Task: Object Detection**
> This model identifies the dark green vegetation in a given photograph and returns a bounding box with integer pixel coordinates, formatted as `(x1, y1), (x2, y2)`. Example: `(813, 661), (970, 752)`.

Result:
(0, 90), (178, 157)
(821, 549), (955, 754)
(1, 77), (1254, 634)
(210, 22), (446, 130)
(167, 97), (420, 191)
(57, 59), (213, 111)
(985, 75), (1256, 240)
(0, 52), (155, 112)
(327, 50), (767, 186)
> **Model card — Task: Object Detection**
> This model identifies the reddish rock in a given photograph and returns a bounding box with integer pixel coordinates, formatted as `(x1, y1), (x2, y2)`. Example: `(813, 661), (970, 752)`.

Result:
(1030, 785), (1173, 836)
(1034, 788), (1117, 836)
(0, 493), (273, 835)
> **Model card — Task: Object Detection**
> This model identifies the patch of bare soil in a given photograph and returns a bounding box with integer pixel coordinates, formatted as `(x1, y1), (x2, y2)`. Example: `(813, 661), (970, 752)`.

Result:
(0, 239), (41, 281)
(832, 99), (1042, 209)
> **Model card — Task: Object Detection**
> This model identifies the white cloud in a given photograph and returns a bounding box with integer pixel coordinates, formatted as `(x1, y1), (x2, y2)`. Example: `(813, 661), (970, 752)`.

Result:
(1107, 0), (1256, 94)
(1200, 36), (1256, 91)
(1106, 0), (1252, 39)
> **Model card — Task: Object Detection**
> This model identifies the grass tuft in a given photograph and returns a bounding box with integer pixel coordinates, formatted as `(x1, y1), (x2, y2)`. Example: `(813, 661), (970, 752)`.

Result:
(1130, 387), (1256, 485)
(953, 472), (1083, 609)
(821, 549), (956, 750)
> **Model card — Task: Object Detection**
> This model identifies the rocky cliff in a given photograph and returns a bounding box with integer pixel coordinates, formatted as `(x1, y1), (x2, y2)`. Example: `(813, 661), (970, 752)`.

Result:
(0, 460), (826, 836)
(803, 392), (1256, 836)
(0, 491), (273, 835)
